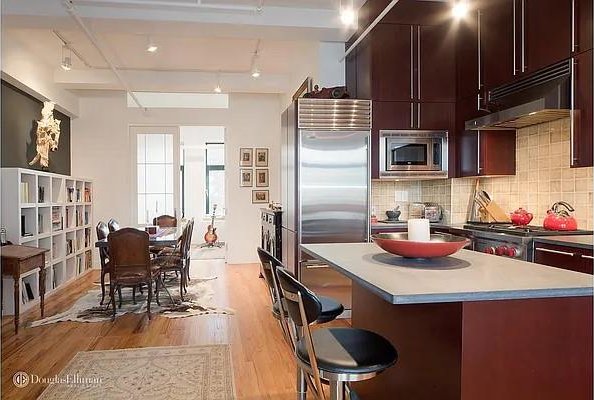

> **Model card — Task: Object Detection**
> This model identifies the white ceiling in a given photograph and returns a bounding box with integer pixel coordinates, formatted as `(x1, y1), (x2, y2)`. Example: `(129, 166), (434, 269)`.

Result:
(2, 0), (359, 94)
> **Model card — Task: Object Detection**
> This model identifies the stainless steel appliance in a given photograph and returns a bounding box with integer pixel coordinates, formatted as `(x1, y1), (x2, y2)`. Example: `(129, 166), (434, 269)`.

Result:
(423, 203), (442, 222)
(465, 223), (592, 261)
(281, 98), (371, 313)
(379, 130), (448, 179)
(466, 60), (571, 130)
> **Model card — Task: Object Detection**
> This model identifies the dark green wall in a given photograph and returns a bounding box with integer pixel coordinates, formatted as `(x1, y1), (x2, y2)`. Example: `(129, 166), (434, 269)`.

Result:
(1, 80), (71, 175)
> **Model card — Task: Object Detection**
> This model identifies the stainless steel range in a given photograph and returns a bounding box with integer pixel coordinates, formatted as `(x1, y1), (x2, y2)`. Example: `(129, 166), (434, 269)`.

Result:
(464, 223), (593, 261)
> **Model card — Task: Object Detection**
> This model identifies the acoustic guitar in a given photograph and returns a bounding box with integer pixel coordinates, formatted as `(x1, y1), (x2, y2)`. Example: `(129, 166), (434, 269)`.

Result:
(204, 204), (218, 245)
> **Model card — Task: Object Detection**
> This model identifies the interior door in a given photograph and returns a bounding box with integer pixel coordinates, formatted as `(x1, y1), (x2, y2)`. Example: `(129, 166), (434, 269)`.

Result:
(131, 126), (181, 225)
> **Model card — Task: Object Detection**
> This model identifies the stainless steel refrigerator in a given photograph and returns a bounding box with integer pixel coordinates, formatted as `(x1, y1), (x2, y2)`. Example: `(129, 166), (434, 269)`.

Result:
(281, 98), (371, 312)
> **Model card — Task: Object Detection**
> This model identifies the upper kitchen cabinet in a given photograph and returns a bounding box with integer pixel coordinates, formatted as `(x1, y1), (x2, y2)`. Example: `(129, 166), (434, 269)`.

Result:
(458, 129), (516, 177)
(571, 49), (593, 168)
(382, 0), (450, 26)
(372, 24), (414, 102)
(481, 0), (515, 91)
(419, 24), (457, 103)
(522, 0), (572, 74)
(574, 0), (593, 54)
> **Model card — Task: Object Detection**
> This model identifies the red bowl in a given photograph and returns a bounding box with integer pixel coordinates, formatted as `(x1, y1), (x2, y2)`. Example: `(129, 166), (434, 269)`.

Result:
(371, 233), (470, 259)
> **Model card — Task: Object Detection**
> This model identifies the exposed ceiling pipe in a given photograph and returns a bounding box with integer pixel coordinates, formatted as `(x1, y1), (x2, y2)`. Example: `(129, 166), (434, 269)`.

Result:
(61, 0), (144, 109)
(341, 0), (401, 61)
(52, 30), (93, 68)
(71, 0), (261, 13)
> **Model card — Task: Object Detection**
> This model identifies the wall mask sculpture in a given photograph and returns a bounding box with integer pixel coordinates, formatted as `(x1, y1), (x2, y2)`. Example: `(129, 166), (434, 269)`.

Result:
(29, 101), (61, 169)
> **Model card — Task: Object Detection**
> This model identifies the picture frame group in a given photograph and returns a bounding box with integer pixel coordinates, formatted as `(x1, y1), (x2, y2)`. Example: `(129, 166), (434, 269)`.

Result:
(239, 147), (270, 203)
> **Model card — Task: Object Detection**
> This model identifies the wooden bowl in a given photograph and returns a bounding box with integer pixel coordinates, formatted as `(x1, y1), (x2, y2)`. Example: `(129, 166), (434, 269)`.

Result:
(371, 233), (470, 259)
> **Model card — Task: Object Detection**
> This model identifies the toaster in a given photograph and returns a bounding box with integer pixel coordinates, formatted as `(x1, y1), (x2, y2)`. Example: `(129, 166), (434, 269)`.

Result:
(423, 203), (443, 222)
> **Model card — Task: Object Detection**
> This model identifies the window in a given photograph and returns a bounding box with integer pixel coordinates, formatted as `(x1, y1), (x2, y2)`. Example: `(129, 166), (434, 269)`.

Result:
(136, 132), (175, 224)
(205, 142), (225, 216)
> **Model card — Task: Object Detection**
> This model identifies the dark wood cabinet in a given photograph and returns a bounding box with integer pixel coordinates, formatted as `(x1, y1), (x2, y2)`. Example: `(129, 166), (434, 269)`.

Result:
(345, 40), (358, 98)
(575, 0), (593, 54)
(456, 14), (479, 100)
(372, 24), (414, 102)
(458, 130), (516, 177)
(523, 0), (572, 73)
(571, 49), (593, 168)
(418, 102), (455, 131)
(533, 242), (593, 275)
(481, 0), (515, 91)
(419, 24), (456, 102)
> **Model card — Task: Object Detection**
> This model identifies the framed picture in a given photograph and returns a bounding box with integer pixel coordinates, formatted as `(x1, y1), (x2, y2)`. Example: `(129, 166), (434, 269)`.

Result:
(255, 169), (269, 187)
(240, 148), (253, 167)
(252, 190), (269, 204)
(255, 148), (269, 167)
(240, 169), (253, 187)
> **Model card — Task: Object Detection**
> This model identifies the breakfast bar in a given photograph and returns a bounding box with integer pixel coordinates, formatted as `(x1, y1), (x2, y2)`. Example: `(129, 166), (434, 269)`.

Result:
(301, 243), (594, 400)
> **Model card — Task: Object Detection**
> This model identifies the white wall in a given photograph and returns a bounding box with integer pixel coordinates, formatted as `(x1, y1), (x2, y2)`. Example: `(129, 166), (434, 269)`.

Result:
(1, 30), (80, 116)
(72, 91), (281, 264)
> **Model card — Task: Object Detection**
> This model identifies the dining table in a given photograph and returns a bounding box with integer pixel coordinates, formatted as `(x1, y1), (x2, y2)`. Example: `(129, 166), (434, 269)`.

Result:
(94, 226), (184, 249)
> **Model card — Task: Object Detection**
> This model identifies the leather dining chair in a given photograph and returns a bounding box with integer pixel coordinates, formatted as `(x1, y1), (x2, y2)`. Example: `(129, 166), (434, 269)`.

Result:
(153, 215), (177, 227)
(107, 218), (120, 233)
(107, 228), (163, 320)
(96, 221), (112, 305)
(276, 267), (398, 400)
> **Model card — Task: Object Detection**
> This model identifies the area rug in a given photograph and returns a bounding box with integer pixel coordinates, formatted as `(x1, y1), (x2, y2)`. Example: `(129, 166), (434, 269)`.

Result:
(31, 276), (234, 327)
(191, 243), (226, 260)
(37, 344), (236, 400)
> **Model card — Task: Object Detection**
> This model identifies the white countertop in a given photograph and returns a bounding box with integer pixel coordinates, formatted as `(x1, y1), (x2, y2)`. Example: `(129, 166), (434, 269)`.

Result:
(301, 243), (593, 304)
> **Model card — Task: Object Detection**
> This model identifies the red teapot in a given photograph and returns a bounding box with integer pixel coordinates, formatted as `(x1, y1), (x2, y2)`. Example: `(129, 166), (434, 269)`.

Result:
(510, 207), (533, 226)
(543, 201), (578, 231)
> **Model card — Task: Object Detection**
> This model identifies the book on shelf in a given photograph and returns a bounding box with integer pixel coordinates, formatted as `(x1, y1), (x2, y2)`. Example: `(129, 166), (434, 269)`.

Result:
(38, 214), (43, 234)
(67, 187), (75, 202)
(52, 207), (63, 231)
(24, 282), (34, 301)
(76, 189), (81, 202)
(20, 182), (30, 203)
(84, 188), (92, 202)
(38, 186), (45, 203)
(52, 273), (57, 289)
(85, 250), (92, 269)
(84, 211), (89, 225)
(66, 239), (74, 255)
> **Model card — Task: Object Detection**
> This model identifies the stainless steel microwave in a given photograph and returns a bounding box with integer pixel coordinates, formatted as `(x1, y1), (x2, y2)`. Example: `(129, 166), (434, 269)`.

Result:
(379, 130), (448, 179)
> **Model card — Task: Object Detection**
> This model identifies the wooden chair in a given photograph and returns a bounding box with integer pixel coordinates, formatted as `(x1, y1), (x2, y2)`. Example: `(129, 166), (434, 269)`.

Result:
(96, 221), (112, 305)
(107, 228), (163, 320)
(153, 215), (177, 227)
(152, 220), (193, 300)
(107, 218), (120, 233)
(275, 267), (398, 400)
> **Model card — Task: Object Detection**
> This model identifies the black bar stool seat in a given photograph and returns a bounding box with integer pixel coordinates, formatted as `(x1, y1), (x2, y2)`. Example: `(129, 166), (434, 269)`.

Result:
(296, 327), (398, 376)
(273, 296), (344, 323)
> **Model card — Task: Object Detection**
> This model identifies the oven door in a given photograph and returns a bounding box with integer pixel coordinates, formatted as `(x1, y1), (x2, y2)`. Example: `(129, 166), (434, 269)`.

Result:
(386, 138), (439, 171)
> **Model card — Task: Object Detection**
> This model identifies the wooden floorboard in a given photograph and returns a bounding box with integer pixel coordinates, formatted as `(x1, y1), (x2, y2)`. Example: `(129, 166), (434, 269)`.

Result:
(1, 260), (349, 399)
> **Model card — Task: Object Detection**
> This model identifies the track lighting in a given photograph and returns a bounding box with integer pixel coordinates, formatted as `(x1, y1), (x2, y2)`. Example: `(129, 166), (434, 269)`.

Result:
(214, 71), (222, 93)
(251, 67), (261, 78)
(452, 1), (469, 19)
(250, 40), (262, 78)
(340, 0), (356, 26)
(61, 45), (72, 71)
(214, 85), (222, 93)
(146, 36), (158, 53)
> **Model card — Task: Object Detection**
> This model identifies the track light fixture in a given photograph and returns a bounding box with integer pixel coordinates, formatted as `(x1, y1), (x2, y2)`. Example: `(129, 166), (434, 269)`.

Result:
(250, 40), (262, 79)
(452, 1), (470, 19)
(61, 45), (72, 71)
(214, 71), (222, 93)
(146, 36), (158, 53)
(340, 0), (356, 26)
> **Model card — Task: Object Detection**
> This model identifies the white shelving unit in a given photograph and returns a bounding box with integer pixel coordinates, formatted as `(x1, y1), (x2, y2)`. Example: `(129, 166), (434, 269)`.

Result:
(1, 168), (94, 316)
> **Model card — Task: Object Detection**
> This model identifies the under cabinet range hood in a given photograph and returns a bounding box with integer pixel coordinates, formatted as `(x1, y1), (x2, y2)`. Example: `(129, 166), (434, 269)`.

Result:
(466, 60), (572, 130)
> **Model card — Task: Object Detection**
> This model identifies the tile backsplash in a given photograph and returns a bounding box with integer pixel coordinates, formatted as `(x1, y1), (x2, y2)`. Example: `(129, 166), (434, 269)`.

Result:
(372, 118), (593, 229)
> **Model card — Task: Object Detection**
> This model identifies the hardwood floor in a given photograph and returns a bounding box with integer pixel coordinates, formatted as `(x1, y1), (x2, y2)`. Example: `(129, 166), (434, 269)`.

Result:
(1, 260), (349, 399)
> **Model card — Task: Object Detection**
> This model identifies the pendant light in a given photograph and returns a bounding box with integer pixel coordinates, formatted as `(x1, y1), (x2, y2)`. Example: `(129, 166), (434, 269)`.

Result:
(214, 71), (222, 93)
(61, 45), (72, 71)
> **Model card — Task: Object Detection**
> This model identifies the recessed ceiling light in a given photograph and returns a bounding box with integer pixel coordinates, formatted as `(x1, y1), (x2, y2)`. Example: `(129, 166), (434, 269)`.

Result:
(251, 68), (261, 78)
(452, 1), (469, 19)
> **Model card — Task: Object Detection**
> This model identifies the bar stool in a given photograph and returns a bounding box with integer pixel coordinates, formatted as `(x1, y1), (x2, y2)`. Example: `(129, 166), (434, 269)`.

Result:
(257, 248), (344, 329)
(276, 267), (398, 400)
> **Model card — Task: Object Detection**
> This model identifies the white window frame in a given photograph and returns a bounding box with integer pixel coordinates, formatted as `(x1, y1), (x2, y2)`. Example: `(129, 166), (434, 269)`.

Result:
(130, 125), (181, 226)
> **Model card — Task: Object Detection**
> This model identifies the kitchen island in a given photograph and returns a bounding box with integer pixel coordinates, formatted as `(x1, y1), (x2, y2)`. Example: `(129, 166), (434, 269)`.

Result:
(301, 243), (593, 400)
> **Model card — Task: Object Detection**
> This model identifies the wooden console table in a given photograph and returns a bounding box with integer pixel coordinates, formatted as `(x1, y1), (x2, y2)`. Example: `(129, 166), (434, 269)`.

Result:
(1, 245), (48, 334)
